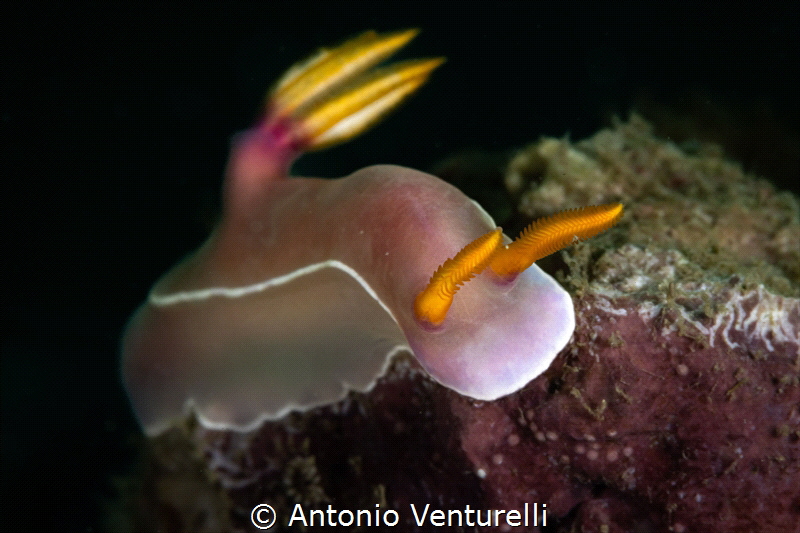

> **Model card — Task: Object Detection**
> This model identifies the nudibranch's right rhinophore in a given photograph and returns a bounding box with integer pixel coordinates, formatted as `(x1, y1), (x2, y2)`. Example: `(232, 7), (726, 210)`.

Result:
(122, 30), (621, 436)
(489, 203), (624, 280)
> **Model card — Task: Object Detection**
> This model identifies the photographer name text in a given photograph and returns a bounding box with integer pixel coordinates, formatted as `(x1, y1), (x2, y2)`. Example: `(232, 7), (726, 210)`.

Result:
(286, 502), (547, 528)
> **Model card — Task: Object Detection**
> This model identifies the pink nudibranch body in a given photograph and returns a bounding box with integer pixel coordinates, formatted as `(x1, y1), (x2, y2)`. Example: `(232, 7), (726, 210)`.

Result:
(121, 30), (575, 435)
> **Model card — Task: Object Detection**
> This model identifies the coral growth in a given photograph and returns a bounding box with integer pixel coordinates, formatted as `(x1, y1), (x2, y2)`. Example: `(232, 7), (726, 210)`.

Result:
(120, 116), (799, 532)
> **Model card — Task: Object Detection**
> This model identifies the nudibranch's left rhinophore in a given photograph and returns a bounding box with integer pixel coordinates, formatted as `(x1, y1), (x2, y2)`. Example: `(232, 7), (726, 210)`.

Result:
(413, 228), (504, 327)
(122, 30), (617, 436)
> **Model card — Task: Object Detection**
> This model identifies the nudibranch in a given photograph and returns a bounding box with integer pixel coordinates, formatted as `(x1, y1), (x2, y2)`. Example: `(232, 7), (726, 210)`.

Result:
(122, 30), (623, 436)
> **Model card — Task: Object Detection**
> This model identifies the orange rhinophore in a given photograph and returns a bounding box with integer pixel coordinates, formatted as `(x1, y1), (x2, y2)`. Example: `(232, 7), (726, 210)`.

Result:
(413, 203), (623, 327)
(489, 203), (624, 280)
(414, 228), (503, 327)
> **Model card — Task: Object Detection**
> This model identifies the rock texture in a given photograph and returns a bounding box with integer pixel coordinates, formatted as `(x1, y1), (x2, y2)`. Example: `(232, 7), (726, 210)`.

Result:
(117, 116), (799, 532)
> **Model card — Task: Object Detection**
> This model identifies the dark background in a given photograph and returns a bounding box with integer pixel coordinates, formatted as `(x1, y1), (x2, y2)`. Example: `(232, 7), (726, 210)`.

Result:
(2, 2), (798, 530)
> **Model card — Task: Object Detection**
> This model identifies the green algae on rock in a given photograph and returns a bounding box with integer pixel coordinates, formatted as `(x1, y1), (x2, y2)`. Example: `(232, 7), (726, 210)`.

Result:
(508, 114), (799, 292)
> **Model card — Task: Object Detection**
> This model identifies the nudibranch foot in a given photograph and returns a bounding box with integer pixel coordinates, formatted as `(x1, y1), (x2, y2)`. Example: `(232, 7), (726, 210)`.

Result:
(124, 263), (409, 435)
